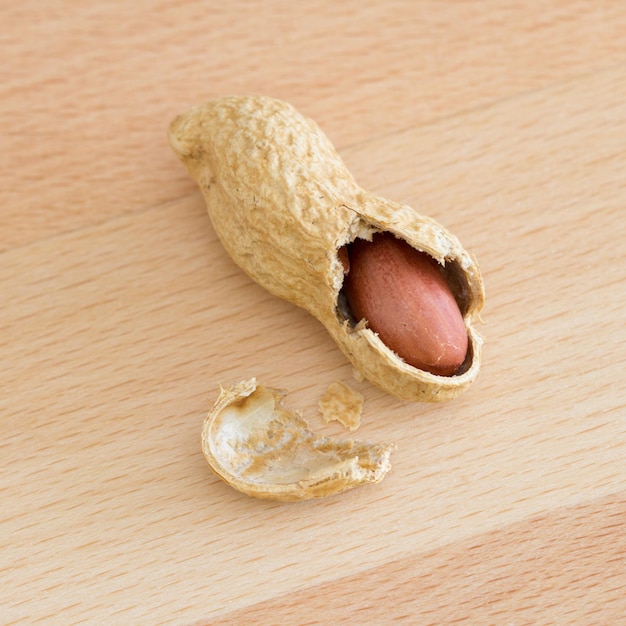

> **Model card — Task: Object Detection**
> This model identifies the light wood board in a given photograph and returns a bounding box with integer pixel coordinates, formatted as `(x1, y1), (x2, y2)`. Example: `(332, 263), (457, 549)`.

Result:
(2, 2), (625, 624)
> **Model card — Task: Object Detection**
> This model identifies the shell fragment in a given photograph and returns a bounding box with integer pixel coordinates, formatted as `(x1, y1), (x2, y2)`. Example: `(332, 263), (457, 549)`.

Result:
(201, 379), (393, 501)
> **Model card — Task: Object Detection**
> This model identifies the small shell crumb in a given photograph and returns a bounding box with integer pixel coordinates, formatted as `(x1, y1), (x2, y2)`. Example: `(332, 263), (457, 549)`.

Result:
(319, 381), (364, 431)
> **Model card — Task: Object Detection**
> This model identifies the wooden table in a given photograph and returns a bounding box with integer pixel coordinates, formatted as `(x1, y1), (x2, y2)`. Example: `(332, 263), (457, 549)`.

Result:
(2, 2), (625, 624)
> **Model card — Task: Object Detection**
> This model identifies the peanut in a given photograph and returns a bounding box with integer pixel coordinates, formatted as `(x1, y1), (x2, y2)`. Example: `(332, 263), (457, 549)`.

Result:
(342, 233), (468, 376)
(169, 96), (484, 401)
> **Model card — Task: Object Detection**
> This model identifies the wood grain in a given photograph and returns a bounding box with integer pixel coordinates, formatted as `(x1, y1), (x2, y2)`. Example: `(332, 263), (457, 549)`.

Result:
(210, 493), (626, 625)
(3, 1), (626, 250)
(1, 2), (625, 624)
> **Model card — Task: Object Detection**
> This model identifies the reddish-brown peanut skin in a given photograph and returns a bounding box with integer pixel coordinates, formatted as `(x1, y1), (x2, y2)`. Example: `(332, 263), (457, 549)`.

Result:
(343, 233), (468, 376)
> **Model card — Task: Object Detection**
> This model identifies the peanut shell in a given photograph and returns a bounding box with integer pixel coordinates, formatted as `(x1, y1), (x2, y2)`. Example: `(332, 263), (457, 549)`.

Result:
(202, 379), (393, 501)
(319, 381), (363, 431)
(169, 96), (484, 401)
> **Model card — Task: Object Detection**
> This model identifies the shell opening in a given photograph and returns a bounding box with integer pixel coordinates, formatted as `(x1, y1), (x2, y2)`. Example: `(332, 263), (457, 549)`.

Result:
(335, 232), (473, 377)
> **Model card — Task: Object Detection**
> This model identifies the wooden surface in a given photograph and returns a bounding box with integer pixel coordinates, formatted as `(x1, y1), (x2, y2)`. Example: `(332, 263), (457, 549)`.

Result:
(2, 2), (625, 624)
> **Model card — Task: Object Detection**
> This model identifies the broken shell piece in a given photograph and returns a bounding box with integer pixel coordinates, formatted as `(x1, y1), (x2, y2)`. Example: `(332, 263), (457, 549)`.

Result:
(202, 379), (393, 502)
(319, 381), (364, 431)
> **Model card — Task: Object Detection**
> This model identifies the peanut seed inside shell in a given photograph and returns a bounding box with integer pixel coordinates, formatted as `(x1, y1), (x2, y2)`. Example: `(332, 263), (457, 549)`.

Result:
(342, 233), (468, 376)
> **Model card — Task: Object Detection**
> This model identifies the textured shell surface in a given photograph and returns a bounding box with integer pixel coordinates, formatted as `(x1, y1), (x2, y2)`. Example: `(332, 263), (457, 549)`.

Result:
(169, 97), (358, 314)
(169, 96), (485, 401)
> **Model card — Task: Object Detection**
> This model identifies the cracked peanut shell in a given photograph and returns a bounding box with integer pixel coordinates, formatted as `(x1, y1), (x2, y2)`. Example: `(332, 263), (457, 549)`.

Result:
(202, 379), (393, 501)
(169, 96), (484, 401)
